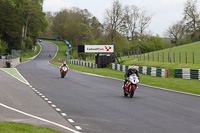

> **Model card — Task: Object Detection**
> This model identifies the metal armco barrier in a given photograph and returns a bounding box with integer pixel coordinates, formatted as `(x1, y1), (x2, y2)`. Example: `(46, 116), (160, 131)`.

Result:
(111, 63), (168, 78)
(175, 68), (200, 80)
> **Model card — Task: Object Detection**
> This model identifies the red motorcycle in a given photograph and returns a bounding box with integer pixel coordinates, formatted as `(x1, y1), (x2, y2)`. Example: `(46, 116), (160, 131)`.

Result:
(123, 74), (139, 98)
(60, 66), (68, 78)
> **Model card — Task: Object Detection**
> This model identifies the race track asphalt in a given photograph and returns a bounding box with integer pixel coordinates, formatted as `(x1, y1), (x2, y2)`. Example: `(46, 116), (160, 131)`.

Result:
(16, 41), (200, 133)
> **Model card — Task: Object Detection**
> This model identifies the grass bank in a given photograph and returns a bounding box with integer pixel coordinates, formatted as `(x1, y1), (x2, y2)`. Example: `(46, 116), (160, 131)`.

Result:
(117, 41), (200, 77)
(0, 122), (61, 133)
(128, 41), (200, 64)
(120, 56), (200, 69)
(119, 57), (200, 77)
(20, 43), (41, 62)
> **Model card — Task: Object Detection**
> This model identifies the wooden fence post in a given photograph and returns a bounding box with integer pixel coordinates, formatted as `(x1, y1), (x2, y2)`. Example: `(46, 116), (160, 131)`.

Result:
(131, 51), (132, 58)
(193, 52), (194, 64)
(173, 52), (175, 63)
(163, 52), (164, 62)
(168, 52), (169, 62)
(153, 53), (154, 62)
(186, 52), (187, 64)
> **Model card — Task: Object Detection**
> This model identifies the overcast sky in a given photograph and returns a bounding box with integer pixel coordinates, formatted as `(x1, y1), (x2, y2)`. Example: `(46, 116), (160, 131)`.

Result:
(43, 0), (200, 36)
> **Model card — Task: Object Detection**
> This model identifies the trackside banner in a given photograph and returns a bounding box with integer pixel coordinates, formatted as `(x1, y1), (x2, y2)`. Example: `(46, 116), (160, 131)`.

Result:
(85, 45), (114, 53)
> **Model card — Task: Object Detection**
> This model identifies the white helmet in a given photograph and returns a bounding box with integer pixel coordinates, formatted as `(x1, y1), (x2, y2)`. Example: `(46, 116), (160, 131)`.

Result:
(130, 66), (137, 73)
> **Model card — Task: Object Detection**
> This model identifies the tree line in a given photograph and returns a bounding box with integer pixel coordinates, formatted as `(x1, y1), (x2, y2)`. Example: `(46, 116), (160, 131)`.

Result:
(40, 0), (160, 57)
(0, 0), (48, 55)
(42, 0), (197, 57)
(165, 0), (200, 46)
(1, 0), (199, 57)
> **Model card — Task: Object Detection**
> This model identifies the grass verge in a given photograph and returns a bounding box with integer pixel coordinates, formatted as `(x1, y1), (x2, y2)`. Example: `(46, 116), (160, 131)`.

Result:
(1, 68), (27, 84)
(120, 56), (200, 69)
(0, 122), (61, 133)
(20, 43), (41, 62)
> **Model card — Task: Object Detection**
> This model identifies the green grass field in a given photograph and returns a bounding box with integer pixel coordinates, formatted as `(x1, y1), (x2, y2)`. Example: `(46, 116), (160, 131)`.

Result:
(0, 122), (61, 133)
(122, 41), (200, 66)
(20, 43), (41, 62)
(118, 41), (200, 77)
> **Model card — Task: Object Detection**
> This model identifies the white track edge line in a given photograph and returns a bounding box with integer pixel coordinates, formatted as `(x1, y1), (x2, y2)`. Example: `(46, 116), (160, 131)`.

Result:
(0, 103), (81, 133)
(0, 103), (80, 133)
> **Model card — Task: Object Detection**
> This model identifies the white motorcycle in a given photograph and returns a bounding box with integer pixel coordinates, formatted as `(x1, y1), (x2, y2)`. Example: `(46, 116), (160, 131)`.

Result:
(123, 74), (139, 98)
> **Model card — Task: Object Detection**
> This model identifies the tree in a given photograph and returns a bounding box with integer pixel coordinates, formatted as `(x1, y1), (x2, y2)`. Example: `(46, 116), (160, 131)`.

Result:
(52, 8), (94, 38)
(124, 5), (139, 41)
(138, 35), (164, 53)
(0, 39), (8, 54)
(183, 0), (199, 39)
(104, 0), (125, 45)
(80, 9), (92, 25)
(90, 17), (103, 40)
(27, 1), (48, 45)
(78, 23), (94, 45)
(63, 21), (79, 45)
(0, 0), (22, 51)
(138, 10), (152, 36)
(0, 0), (48, 52)
(39, 12), (55, 38)
(52, 9), (69, 37)
(166, 21), (186, 44)
(63, 22), (93, 45)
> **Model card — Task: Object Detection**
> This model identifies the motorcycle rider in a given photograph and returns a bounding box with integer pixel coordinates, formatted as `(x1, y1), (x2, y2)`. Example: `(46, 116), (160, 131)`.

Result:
(60, 61), (69, 71)
(123, 66), (140, 88)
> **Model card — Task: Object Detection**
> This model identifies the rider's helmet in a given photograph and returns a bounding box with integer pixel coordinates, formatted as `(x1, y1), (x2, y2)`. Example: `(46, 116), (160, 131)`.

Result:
(63, 61), (66, 66)
(130, 66), (137, 73)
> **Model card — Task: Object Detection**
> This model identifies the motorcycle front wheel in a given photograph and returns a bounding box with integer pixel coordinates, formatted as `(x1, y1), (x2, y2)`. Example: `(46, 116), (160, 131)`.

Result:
(61, 72), (65, 78)
(123, 87), (128, 97)
(130, 86), (135, 98)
